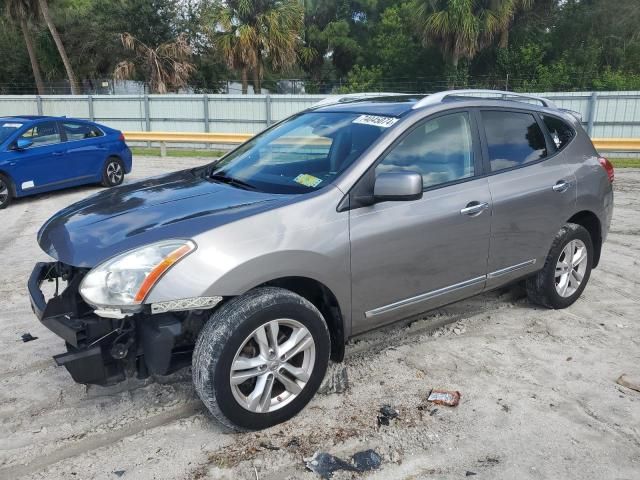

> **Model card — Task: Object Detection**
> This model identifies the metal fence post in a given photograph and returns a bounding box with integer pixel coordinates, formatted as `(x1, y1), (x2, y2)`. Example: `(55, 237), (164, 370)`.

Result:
(587, 92), (598, 136)
(143, 94), (151, 148)
(36, 95), (43, 115)
(265, 94), (272, 127)
(88, 95), (95, 122)
(143, 95), (151, 131)
(203, 94), (210, 133)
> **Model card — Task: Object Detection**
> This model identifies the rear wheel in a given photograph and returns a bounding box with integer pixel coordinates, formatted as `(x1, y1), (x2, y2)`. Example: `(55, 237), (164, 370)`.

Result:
(101, 157), (125, 187)
(526, 223), (593, 309)
(192, 287), (330, 431)
(0, 174), (14, 209)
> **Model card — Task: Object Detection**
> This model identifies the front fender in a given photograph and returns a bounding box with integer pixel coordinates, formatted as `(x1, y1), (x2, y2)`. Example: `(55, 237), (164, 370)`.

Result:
(145, 186), (352, 330)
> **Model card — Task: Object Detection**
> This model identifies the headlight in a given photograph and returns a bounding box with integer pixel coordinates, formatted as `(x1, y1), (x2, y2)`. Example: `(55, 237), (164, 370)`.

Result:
(80, 240), (196, 310)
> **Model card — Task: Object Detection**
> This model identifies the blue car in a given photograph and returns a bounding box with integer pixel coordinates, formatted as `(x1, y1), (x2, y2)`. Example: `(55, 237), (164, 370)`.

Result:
(0, 116), (132, 209)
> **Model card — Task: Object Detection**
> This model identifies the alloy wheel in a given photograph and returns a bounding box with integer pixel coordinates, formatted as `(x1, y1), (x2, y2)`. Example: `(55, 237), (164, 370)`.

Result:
(0, 178), (8, 206)
(555, 239), (588, 297)
(106, 161), (123, 185)
(230, 318), (316, 413)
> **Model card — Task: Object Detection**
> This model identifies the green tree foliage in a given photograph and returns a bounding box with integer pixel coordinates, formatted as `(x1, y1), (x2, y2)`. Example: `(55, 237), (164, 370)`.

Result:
(3, 0), (45, 93)
(208, 0), (304, 94)
(37, 0), (80, 93)
(0, 0), (639, 94)
(114, 32), (195, 93)
(0, 17), (35, 93)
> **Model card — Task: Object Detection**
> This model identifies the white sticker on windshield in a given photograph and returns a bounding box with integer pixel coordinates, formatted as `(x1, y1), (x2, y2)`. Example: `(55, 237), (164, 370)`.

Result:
(353, 115), (399, 128)
(3, 123), (22, 128)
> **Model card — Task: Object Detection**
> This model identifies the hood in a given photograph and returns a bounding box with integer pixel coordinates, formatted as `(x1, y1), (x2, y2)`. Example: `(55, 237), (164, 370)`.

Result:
(38, 169), (287, 267)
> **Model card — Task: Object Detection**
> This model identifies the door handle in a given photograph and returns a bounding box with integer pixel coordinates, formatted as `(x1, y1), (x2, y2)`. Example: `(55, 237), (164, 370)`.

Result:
(552, 180), (570, 193)
(52, 151), (65, 156)
(460, 201), (489, 216)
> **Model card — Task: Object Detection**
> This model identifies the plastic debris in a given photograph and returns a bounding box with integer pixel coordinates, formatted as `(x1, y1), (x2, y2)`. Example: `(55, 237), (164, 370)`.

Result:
(306, 452), (357, 478)
(113, 471), (125, 477)
(21, 333), (38, 342)
(616, 374), (640, 393)
(466, 471), (477, 476)
(427, 389), (461, 407)
(352, 450), (382, 471)
(377, 404), (399, 426)
(305, 449), (382, 478)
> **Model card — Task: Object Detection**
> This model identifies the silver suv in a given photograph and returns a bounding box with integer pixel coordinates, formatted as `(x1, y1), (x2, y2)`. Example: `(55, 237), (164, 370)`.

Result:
(29, 90), (614, 430)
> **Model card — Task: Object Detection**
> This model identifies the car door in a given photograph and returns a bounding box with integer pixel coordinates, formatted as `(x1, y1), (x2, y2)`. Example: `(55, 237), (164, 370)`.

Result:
(478, 109), (576, 288)
(7, 121), (69, 194)
(349, 110), (492, 334)
(61, 121), (108, 178)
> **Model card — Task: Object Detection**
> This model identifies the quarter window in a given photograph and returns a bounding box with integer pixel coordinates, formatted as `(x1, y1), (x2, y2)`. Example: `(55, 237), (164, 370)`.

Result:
(542, 115), (574, 151)
(63, 122), (104, 141)
(481, 111), (547, 172)
(376, 112), (475, 189)
(18, 122), (61, 147)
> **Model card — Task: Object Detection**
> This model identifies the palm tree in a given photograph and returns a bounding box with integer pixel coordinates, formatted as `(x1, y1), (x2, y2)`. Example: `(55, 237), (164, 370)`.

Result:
(491, 0), (533, 48)
(417, 0), (532, 69)
(417, 0), (495, 70)
(211, 0), (304, 94)
(114, 33), (195, 94)
(36, 0), (79, 94)
(4, 0), (45, 94)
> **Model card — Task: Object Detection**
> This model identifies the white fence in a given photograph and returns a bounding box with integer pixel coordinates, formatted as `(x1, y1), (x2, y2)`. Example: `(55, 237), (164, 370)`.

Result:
(0, 91), (638, 139)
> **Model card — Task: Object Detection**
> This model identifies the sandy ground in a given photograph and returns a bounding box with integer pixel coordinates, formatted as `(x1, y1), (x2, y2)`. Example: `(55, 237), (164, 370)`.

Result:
(0, 157), (639, 480)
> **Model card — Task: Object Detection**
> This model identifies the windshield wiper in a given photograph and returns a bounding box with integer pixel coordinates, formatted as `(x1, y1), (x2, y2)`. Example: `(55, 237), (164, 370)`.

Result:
(210, 171), (257, 190)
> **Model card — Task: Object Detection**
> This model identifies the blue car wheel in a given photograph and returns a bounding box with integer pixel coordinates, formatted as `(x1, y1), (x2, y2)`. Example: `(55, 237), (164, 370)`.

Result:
(0, 174), (13, 209)
(101, 157), (125, 188)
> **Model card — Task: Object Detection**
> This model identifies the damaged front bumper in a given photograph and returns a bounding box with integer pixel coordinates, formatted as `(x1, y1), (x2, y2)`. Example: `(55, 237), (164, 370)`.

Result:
(28, 262), (202, 386)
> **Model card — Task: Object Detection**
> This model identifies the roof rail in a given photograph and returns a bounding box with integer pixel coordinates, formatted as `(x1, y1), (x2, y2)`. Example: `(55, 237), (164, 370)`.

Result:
(312, 92), (410, 108)
(412, 89), (557, 109)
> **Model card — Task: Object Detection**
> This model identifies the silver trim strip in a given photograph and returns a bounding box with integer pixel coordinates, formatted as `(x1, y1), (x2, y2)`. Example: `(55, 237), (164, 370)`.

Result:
(487, 259), (536, 279)
(365, 275), (486, 318)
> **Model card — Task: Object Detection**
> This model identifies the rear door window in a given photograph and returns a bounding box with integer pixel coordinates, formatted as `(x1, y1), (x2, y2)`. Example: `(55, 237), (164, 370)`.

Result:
(63, 122), (104, 141)
(481, 111), (547, 172)
(18, 122), (62, 147)
(542, 115), (575, 151)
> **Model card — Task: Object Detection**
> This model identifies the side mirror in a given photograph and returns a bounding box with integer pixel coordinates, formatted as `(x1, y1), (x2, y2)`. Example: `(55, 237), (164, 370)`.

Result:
(13, 138), (33, 151)
(374, 171), (423, 202)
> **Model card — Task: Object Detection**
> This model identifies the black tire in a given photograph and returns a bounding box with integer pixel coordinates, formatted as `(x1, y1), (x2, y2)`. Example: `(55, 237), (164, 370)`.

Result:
(101, 157), (125, 187)
(526, 223), (593, 309)
(193, 287), (331, 431)
(0, 173), (14, 209)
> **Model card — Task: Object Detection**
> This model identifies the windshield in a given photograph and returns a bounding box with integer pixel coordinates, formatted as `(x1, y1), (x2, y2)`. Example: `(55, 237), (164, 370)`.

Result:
(210, 112), (392, 194)
(0, 121), (24, 144)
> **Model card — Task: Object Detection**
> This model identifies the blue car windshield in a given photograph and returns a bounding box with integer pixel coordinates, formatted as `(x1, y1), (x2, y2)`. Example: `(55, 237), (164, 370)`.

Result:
(210, 112), (392, 194)
(0, 121), (24, 144)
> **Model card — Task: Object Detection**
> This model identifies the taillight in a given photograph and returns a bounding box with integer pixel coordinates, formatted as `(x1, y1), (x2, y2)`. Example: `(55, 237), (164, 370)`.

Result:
(598, 157), (614, 183)
(118, 133), (125, 142)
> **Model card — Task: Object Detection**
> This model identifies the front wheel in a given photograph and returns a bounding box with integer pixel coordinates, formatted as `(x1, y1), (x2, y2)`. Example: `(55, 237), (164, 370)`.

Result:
(0, 174), (14, 209)
(192, 287), (330, 431)
(101, 157), (125, 187)
(526, 223), (593, 309)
